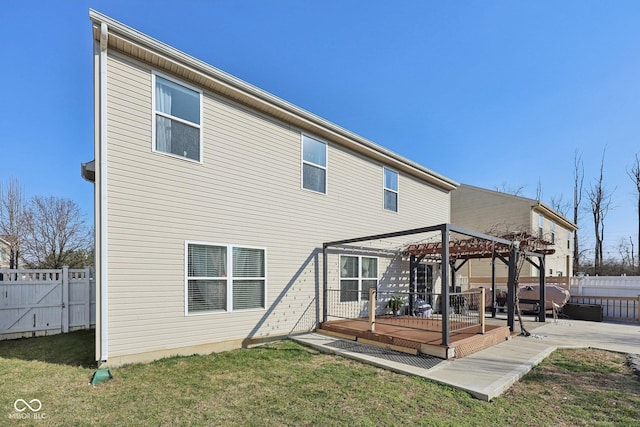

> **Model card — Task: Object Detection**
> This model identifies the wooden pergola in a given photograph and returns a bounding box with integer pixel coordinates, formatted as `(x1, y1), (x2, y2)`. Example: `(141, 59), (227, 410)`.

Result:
(323, 224), (555, 346)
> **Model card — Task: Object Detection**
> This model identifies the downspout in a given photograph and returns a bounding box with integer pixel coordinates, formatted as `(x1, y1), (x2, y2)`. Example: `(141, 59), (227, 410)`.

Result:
(99, 21), (109, 362)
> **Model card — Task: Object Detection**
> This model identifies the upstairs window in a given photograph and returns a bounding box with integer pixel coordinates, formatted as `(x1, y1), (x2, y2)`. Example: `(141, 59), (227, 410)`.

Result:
(551, 222), (556, 244)
(153, 74), (202, 162)
(187, 242), (265, 314)
(538, 214), (544, 239)
(383, 168), (399, 212)
(567, 230), (571, 250)
(302, 135), (327, 193)
(339, 255), (378, 303)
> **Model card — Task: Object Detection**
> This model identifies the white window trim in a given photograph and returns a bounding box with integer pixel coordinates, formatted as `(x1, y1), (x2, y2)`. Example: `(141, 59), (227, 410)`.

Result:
(383, 167), (399, 212)
(152, 71), (204, 164)
(538, 214), (544, 238)
(300, 133), (328, 195)
(339, 255), (379, 303)
(551, 221), (556, 244)
(184, 240), (267, 316)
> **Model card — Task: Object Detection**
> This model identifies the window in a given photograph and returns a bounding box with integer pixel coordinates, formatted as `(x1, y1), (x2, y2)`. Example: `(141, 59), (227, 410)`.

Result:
(339, 255), (378, 302)
(153, 74), (202, 162)
(538, 214), (544, 238)
(383, 168), (398, 212)
(186, 242), (265, 314)
(567, 230), (571, 250)
(551, 222), (556, 244)
(302, 135), (327, 193)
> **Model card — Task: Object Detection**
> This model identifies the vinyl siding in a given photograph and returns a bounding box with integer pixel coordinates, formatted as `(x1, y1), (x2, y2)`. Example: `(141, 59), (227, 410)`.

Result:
(532, 210), (573, 277)
(0, 241), (10, 268)
(451, 185), (573, 280)
(103, 51), (450, 360)
(451, 186), (531, 234)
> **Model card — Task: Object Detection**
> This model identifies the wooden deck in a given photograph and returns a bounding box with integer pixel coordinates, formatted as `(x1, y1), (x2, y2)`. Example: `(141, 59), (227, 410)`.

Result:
(319, 316), (511, 359)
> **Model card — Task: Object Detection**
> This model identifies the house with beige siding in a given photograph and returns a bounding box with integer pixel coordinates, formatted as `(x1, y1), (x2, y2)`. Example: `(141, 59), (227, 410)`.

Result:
(451, 184), (577, 282)
(85, 11), (458, 366)
(0, 237), (10, 269)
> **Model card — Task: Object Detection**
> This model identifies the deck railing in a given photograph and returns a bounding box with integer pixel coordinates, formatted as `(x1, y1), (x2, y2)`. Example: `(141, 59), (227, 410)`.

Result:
(324, 288), (485, 335)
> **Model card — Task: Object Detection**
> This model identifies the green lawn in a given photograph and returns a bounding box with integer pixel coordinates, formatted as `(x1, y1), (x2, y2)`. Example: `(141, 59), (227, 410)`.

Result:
(0, 330), (639, 426)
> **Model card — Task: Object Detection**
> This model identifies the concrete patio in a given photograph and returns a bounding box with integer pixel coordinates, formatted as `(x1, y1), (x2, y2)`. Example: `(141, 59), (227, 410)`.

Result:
(292, 318), (640, 401)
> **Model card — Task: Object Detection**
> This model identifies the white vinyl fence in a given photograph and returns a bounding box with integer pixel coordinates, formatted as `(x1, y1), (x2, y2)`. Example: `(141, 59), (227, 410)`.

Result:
(570, 276), (640, 322)
(0, 267), (95, 340)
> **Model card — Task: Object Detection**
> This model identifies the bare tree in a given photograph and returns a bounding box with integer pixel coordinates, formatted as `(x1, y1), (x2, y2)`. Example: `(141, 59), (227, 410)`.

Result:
(573, 151), (584, 273)
(494, 182), (526, 196)
(0, 177), (26, 268)
(617, 237), (633, 272)
(550, 194), (570, 217)
(630, 236), (636, 272)
(21, 196), (91, 268)
(628, 153), (640, 271)
(535, 178), (543, 201)
(586, 150), (614, 274)
(512, 248), (530, 336)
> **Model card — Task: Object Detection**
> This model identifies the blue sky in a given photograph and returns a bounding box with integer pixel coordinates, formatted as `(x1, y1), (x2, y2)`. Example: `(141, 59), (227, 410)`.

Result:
(1, 1), (639, 261)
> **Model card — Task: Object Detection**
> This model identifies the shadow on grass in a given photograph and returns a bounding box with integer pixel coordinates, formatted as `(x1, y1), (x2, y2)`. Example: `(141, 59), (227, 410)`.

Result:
(0, 329), (95, 368)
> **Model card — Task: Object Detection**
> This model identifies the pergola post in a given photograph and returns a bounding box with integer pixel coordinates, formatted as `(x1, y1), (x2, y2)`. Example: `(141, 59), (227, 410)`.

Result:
(491, 254), (497, 318)
(480, 287), (486, 334)
(322, 244), (328, 324)
(441, 224), (450, 346)
(450, 260), (456, 293)
(409, 254), (416, 315)
(539, 255), (546, 322)
(507, 246), (518, 332)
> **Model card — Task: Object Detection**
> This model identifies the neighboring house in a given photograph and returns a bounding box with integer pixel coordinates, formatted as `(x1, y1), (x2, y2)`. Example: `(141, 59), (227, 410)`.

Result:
(84, 11), (458, 366)
(451, 184), (577, 281)
(0, 237), (10, 269)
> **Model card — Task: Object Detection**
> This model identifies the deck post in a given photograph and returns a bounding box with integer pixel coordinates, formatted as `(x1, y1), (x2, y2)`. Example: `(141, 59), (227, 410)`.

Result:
(441, 224), (450, 347)
(480, 287), (485, 334)
(369, 288), (376, 332)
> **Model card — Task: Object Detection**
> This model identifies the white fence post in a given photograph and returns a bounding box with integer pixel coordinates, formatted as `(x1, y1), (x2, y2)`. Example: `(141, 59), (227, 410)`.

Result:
(85, 267), (91, 329)
(62, 266), (69, 333)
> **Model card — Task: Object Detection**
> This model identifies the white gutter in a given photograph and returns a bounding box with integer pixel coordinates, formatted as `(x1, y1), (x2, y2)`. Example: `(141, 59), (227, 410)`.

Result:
(533, 203), (578, 231)
(99, 21), (109, 362)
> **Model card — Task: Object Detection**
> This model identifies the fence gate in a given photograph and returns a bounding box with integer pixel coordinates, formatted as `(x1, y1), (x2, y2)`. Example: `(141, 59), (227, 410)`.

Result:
(0, 267), (94, 340)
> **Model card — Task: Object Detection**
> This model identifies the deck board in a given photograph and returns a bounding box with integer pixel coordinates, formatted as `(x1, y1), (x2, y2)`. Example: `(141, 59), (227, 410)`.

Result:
(319, 316), (511, 359)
